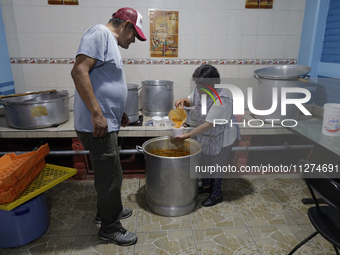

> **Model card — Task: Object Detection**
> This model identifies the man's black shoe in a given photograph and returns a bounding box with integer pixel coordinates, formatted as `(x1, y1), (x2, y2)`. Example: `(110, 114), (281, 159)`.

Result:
(198, 186), (211, 194)
(201, 195), (223, 207)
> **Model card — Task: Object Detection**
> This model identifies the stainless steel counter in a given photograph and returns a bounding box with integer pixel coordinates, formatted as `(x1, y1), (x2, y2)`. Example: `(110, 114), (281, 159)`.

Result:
(285, 119), (340, 158)
(0, 110), (295, 138)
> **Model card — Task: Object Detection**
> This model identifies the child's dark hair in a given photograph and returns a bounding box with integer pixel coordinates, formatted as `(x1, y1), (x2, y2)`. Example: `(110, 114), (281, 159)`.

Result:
(192, 64), (221, 87)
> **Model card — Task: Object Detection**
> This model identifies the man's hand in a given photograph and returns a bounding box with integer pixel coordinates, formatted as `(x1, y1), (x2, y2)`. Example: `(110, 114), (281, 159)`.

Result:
(121, 112), (130, 127)
(72, 54), (107, 138)
(92, 114), (108, 138)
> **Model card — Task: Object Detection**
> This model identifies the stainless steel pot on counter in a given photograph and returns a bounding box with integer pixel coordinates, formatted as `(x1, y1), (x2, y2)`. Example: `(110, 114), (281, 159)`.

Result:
(0, 90), (72, 129)
(141, 80), (174, 117)
(124, 83), (141, 123)
(136, 137), (201, 217)
(253, 65), (311, 124)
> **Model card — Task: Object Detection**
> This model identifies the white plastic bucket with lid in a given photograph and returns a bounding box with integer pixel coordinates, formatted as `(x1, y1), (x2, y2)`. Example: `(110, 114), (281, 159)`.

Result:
(322, 103), (340, 137)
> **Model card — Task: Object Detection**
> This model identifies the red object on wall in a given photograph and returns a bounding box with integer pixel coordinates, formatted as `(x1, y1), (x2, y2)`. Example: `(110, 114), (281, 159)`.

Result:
(72, 138), (91, 180)
(233, 135), (252, 171)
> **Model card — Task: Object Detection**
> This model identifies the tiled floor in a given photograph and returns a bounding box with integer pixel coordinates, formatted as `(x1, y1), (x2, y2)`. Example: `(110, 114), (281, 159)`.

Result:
(0, 175), (336, 255)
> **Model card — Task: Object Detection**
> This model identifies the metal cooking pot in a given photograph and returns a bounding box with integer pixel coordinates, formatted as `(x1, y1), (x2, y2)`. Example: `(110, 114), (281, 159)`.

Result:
(141, 80), (174, 117)
(0, 91), (72, 129)
(124, 84), (141, 123)
(136, 137), (201, 217)
(253, 65), (311, 124)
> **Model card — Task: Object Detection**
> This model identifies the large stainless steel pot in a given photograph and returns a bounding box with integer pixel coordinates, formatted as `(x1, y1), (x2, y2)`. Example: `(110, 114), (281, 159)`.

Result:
(124, 83), (141, 123)
(136, 137), (201, 217)
(141, 80), (174, 117)
(0, 91), (72, 129)
(253, 65), (311, 124)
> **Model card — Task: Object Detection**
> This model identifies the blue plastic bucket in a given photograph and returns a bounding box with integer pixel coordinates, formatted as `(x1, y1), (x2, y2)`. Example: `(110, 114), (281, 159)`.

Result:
(0, 193), (50, 248)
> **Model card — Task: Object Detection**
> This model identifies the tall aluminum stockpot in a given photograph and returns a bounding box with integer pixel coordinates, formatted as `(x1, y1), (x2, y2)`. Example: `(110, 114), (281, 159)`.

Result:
(124, 83), (141, 123)
(253, 65), (311, 124)
(141, 80), (174, 117)
(0, 91), (72, 129)
(136, 137), (201, 217)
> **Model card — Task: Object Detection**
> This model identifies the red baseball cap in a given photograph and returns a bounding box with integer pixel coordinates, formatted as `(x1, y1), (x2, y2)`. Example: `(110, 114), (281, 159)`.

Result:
(112, 7), (147, 41)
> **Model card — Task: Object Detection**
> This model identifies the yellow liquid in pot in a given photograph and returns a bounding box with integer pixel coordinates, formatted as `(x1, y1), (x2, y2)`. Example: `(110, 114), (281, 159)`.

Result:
(150, 149), (190, 157)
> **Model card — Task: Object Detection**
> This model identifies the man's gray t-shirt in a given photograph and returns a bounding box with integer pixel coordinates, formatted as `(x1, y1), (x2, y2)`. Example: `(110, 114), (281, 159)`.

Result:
(74, 24), (127, 132)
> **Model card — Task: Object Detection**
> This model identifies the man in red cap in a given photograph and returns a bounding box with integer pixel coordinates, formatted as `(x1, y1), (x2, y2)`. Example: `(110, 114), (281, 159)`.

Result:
(71, 7), (146, 246)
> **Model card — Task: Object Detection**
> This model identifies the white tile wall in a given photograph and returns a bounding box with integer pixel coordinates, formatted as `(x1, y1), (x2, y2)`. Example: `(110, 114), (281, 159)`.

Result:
(17, 32), (37, 57)
(130, 65), (151, 84)
(179, 9), (196, 35)
(48, 6), (67, 33)
(270, 36), (286, 59)
(257, 10), (274, 35)
(242, 10), (259, 35)
(195, 36), (211, 59)
(39, 64), (57, 89)
(227, 10), (244, 35)
(180, 34), (196, 58)
(13, 5), (33, 32)
(50, 33), (71, 58)
(180, 0), (197, 9)
(31, 6), (50, 33)
(240, 35), (257, 59)
(255, 36), (271, 59)
(22, 64), (41, 89)
(0, 0), (306, 101)
(212, 0), (229, 10)
(287, 11), (304, 35)
(289, 0), (306, 11)
(211, 10), (228, 35)
(211, 35), (227, 59)
(223, 65), (240, 78)
(274, 0), (290, 11)
(6, 32), (20, 56)
(78, 0), (98, 7)
(226, 35), (242, 58)
(285, 35), (301, 59)
(10, 64), (26, 92)
(272, 11), (288, 35)
(164, 0), (180, 9)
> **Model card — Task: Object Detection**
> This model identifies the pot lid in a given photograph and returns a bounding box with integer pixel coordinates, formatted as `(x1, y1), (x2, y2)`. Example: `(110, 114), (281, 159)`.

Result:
(1, 91), (68, 105)
(254, 65), (311, 79)
(127, 83), (139, 90)
(141, 80), (174, 86)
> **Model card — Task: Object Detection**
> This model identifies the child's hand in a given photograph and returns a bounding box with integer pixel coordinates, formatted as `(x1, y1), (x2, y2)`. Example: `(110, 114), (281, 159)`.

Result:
(174, 133), (190, 140)
(175, 99), (185, 108)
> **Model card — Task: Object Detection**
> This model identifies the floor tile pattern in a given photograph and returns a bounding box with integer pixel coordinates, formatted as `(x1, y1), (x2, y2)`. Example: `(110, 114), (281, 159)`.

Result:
(1, 176), (334, 254)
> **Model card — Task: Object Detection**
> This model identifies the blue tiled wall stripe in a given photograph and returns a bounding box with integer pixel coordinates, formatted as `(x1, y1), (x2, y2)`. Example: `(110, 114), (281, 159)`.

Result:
(0, 80), (15, 95)
(0, 81), (14, 87)
(0, 88), (15, 95)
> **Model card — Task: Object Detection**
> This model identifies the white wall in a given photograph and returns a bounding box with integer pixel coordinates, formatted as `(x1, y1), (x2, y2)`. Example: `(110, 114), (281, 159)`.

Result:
(0, 0), (306, 109)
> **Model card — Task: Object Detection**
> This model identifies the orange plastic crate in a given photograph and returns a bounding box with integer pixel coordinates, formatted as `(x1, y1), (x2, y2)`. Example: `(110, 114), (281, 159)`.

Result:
(0, 159), (46, 204)
(0, 144), (50, 189)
